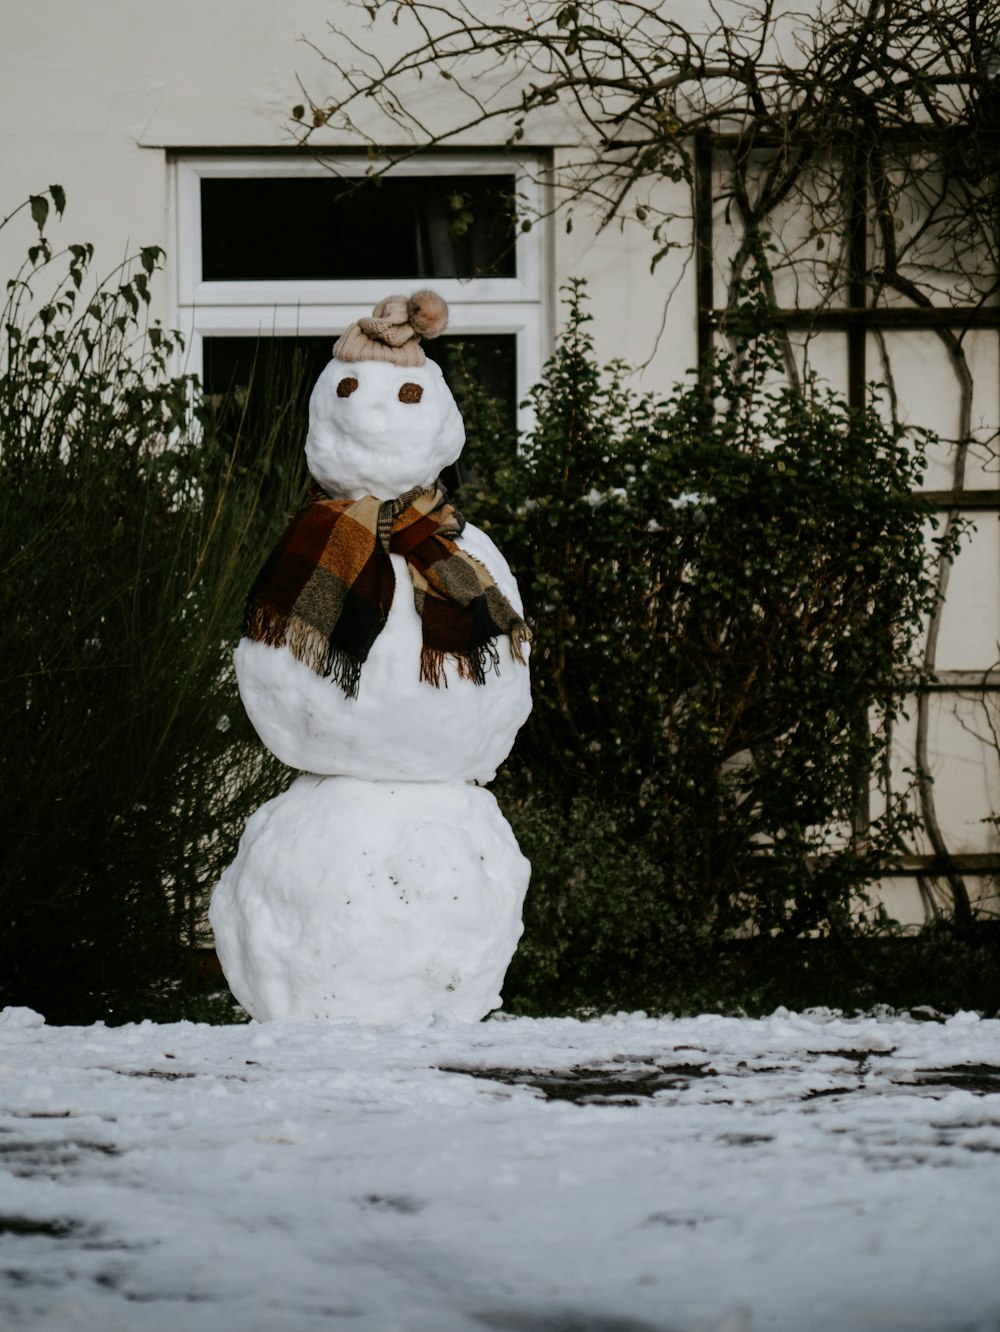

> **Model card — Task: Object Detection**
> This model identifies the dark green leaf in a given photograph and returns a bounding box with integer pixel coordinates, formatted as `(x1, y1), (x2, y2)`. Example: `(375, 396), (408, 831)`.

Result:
(29, 194), (48, 232)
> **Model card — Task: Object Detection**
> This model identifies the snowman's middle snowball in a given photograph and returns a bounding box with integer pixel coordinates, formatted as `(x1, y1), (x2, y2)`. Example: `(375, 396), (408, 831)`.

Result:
(242, 486), (530, 700)
(235, 521), (531, 782)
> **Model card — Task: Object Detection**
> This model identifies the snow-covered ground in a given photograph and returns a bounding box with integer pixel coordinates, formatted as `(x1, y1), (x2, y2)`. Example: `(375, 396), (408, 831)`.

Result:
(2, 1005), (999, 1332)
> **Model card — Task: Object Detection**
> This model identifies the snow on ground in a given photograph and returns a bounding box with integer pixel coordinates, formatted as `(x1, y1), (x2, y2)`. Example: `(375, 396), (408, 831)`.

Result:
(1, 1006), (999, 1332)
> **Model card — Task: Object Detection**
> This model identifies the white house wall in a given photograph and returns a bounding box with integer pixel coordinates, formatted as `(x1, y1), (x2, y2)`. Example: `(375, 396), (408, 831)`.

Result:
(0, 1), (700, 385)
(3, 1), (998, 928)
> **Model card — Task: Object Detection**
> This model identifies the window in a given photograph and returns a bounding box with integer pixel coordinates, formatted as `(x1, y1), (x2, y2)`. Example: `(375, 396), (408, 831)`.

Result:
(172, 154), (548, 430)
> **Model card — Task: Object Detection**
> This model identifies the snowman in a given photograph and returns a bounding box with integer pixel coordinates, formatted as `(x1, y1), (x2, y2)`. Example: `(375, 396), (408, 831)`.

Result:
(209, 291), (532, 1024)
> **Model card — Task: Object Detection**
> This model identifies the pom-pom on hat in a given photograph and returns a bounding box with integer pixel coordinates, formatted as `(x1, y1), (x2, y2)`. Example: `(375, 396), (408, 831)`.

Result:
(332, 290), (449, 367)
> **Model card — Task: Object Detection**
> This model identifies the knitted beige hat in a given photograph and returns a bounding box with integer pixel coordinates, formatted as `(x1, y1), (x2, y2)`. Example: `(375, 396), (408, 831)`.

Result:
(332, 290), (449, 367)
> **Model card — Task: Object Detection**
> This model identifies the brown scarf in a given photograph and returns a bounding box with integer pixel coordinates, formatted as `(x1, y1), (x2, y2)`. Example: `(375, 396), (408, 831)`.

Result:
(243, 486), (531, 698)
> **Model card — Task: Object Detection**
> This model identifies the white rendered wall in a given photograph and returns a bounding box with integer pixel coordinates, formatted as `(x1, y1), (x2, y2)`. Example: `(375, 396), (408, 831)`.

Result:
(0, 2), (344, 335)
(3, 1), (997, 926)
(0, 1), (699, 387)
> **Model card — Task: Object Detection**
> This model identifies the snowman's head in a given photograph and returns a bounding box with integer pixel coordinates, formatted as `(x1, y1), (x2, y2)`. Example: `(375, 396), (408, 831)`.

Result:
(306, 357), (464, 500)
(304, 291), (465, 500)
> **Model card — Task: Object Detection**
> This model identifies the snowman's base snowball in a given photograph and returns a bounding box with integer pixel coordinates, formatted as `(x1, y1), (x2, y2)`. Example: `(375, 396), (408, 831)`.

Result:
(209, 776), (530, 1025)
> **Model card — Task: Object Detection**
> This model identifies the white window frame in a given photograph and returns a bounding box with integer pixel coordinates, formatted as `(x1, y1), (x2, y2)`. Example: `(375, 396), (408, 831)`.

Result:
(171, 153), (549, 429)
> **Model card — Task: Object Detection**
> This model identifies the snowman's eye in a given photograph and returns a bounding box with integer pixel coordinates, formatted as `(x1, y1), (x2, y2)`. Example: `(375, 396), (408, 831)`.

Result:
(336, 377), (359, 398)
(398, 382), (423, 404)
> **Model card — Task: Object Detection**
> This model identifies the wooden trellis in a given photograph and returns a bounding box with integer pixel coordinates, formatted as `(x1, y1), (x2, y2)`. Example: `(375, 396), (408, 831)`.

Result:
(694, 131), (1000, 919)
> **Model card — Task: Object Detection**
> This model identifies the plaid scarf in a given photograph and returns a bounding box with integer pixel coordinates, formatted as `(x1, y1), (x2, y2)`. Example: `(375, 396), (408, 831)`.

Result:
(243, 486), (531, 698)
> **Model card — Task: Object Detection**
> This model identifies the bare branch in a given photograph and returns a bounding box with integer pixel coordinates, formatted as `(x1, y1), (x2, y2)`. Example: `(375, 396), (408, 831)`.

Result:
(296, 0), (998, 306)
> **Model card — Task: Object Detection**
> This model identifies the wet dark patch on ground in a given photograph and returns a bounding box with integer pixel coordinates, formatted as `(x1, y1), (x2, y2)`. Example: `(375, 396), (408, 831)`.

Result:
(439, 1056), (1000, 1104)
(473, 1309), (674, 1332)
(359, 1193), (426, 1215)
(802, 1085), (860, 1101)
(438, 1060), (714, 1104)
(0, 1138), (119, 1178)
(113, 1068), (199, 1081)
(901, 1064), (1000, 1094)
(0, 1215), (80, 1238)
(108, 1067), (250, 1083)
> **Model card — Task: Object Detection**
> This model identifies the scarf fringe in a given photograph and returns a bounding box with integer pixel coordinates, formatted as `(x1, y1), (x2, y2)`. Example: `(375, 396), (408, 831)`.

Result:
(419, 640), (501, 689)
(509, 621), (532, 665)
(245, 606), (366, 699)
(244, 492), (531, 697)
(322, 647), (365, 701)
(248, 607), (527, 696)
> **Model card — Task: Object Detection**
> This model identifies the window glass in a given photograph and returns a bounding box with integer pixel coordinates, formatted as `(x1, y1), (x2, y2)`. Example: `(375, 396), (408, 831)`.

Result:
(202, 333), (517, 491)
(176, 154), (544, 439)
(200, 176), (517, 282)
(202, 333), (516, 425)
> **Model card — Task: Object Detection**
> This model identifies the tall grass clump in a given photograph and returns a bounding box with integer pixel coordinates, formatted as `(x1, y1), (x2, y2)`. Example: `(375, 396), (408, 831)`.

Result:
(0, 189), (309, 1023)
(456, 280), (964, 1014)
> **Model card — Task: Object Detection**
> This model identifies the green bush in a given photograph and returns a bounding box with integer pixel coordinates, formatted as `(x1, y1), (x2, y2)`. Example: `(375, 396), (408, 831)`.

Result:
(458, 281), (963, 1012)
(0, 190), (308, 1023)
(0, 189), (971, 1021)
